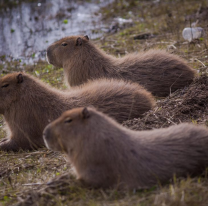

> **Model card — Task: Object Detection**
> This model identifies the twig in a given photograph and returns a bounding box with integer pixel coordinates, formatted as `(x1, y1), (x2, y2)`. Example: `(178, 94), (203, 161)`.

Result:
(195, 58), (206, 68)
(165, 118), (177, 125)
(22, 183), (45, 186)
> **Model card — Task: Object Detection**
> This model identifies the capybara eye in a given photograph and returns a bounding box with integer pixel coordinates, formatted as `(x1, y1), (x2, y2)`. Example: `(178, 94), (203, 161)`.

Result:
(64, 118), (72, 123)
(61, 42), (68, 46)
(1, 84), (9, 88)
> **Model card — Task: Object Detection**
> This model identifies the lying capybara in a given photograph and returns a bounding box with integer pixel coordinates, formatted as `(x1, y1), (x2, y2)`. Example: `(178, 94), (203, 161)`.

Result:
(43, 107), (208, 189)
(0, 72), (155, 151)
(46, 35), (197, 97)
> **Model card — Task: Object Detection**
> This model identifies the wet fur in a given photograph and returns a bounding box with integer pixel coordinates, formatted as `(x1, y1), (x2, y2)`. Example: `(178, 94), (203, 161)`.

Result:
(0, 72), (155, 151)
(44, 107), (208, 189)
(47, 36), (197, 97)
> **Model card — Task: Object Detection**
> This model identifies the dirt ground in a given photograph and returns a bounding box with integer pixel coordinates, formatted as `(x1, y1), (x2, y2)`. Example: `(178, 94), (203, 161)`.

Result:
(123, 74), (208, 130)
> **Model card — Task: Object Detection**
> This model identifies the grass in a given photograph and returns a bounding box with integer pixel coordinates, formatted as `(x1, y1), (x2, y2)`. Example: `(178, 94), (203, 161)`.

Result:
(0, 0), (208, 205)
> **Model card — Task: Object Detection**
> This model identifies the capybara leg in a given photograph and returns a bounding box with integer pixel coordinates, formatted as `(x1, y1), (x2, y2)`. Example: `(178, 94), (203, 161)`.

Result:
(78, 168), (108, 189)
(0, 139), (19, 152)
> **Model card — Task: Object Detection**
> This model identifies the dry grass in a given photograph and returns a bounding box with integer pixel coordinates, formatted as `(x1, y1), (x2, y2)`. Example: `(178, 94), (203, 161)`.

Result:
(1, 0), (208, 205)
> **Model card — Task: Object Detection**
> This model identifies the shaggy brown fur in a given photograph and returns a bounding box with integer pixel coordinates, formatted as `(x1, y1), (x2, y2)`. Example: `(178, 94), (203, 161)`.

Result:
(0, 72), (155, 151)
(47, 35), (197, 97)
(43, 107), (208, 189)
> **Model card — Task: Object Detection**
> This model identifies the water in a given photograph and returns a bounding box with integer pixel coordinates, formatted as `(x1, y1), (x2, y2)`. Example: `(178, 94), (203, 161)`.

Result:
(0, 0), (111, 64)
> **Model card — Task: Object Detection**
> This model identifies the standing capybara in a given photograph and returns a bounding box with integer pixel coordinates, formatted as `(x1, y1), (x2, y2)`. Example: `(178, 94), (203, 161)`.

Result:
(46, 35), (197, 97)
(0, 72), (155, 151)
(43, 107), (208, 189)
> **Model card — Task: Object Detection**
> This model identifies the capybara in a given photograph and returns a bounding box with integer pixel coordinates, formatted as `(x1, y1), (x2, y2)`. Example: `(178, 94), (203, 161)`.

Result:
(43, 107), (208, 189)
(0, 72), (155, 151)
(46, 35), (197, 97)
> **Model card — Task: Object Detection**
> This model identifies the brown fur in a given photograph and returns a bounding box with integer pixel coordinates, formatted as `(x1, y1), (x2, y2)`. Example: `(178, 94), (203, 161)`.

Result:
(47, 35), (197, 97)
(43, 107), (208, 189)
(0, 72), (155, 151)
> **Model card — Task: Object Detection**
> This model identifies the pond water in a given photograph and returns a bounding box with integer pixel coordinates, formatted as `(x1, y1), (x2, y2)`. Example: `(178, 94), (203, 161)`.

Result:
(0, 0), (111, 63)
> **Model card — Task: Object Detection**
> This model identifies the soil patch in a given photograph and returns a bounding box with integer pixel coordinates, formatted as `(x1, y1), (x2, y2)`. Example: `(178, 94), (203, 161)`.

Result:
(123, 74), (208, 130)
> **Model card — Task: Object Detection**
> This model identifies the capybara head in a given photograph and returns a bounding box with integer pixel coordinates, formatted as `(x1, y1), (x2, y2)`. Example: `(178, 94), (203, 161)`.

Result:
(43, 107), (92, 153)
(0, 73), (24, 114)
(46, 35), (90, 68)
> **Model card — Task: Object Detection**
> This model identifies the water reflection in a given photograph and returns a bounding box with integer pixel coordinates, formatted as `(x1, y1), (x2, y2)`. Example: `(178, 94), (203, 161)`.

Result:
(0, 0), (110, 63)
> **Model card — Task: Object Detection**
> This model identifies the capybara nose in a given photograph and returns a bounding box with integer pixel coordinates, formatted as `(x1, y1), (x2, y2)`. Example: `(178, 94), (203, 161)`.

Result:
(46, 47), (51, 56)
(46, 47), (52, 64)
(43, 126), (53, 149)
(43, 126), (50, 142)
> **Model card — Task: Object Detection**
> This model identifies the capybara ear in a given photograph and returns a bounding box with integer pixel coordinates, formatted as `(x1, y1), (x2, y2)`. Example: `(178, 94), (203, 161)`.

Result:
(84, 35), (89, 40)
(82, 107), (90, 119)
(17, 73), (23, 84)
(76, 37), (83, 46)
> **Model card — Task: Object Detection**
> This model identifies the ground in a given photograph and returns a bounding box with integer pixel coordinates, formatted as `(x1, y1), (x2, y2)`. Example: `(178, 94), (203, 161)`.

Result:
(0, 0), (208, 205)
